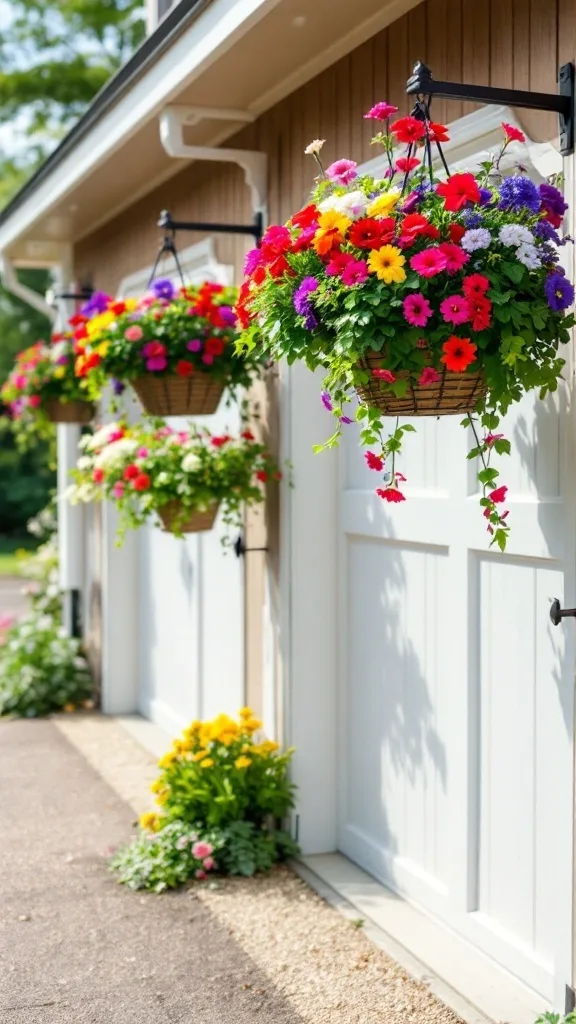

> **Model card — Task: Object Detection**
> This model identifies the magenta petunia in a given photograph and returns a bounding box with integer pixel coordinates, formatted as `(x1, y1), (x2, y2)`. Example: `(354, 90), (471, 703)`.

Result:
(364, 102), (399, 121)
(438, 242), (470, 274)
(326, 159), (358, 185)
(342, 260), (369, 286)
(440, 295), (471, 325)
(326, 252), (354, 276)
(418, 367), (441, 386)
(403, 293), (432, 327)
(410, 247), (448, 278)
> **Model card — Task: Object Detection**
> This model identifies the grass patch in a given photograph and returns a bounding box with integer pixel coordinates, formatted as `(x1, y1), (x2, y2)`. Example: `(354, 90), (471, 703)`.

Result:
(0, 537), (38, 577)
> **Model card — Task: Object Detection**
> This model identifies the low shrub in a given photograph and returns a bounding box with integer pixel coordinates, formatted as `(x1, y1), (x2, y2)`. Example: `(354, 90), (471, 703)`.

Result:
(0, 612), (92, 717)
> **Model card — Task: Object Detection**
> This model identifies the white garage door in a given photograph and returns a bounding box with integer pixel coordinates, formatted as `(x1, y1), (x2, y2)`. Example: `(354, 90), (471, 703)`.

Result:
(337, 114), (575, 999)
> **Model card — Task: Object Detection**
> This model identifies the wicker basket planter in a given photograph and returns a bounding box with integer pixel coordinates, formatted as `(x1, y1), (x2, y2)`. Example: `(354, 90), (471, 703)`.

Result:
(43, 399), (96, 425)
(131, 374), (225, 417)
(158, 501), (219, 535)
(355, 351), (486, 417)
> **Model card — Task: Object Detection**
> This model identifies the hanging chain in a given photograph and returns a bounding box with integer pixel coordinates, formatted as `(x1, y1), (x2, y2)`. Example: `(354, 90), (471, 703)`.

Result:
(147, 230), (187, 289)
(400, 95), (450, 196)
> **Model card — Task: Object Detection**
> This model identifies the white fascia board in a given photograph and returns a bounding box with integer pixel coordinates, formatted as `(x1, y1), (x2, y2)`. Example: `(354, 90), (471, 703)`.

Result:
(0, 0), (283, 254)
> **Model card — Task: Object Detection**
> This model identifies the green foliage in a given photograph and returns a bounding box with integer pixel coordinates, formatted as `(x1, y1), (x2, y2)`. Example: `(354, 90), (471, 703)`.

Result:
(0, 611), (92, 717)
(535, 1014), (576, 1024)
(219, 821), (299, 877)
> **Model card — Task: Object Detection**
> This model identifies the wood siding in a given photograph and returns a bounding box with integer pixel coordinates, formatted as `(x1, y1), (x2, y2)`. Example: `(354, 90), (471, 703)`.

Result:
(74, 0), (576, 717)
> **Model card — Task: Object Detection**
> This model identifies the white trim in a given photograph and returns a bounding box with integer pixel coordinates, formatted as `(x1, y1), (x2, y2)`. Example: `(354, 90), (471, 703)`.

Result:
(0, 254), (56, 320)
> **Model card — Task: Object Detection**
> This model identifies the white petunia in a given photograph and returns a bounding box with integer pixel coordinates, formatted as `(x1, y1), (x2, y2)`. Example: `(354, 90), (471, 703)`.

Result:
(318, 189), (369, 220)
(499, 224), (534, 248)
(76, 456), (92, 471)
(89, 423), (124, 450)
(156, 472), (170, 486)
(182, 452), (201, 473)
(94, 438), (138, 469)
(461, 228), (492, 252)
(516, 243), (541, 270)
(304, 139), (325, 155)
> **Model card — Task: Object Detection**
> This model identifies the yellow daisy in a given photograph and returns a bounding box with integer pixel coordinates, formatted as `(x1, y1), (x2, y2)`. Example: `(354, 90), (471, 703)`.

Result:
(200, 757), (214, 769)
(367, 190), (401, 218)
(235, 755), (252, 769)
(139, 811), (159, 831)
(367, 245), (406, 284)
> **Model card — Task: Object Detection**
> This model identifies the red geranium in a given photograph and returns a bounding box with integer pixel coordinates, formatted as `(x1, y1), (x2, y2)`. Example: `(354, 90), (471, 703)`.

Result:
(436, 173), (481, 211)
(395, 156), (420, 173)
(377, 487), (406, 503)
(256, 470), (268, 482)
(398, 213), (430, 247)
(365, 451), (384, 471)
(93, 468), (104, 484)
(428, 122), (449, 143)
(449, 223), (466, 244)
(211, 435), (232, 448)
(123, 464), (140, 481)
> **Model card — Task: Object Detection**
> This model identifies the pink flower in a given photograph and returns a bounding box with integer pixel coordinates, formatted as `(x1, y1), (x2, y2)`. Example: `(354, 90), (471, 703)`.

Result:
(418, 367), (441, 386)
(187, 339), (203, 352)
(489, 485), (508, 503)
(203, 857), (215, 871)
(502, 121), (525, 144)
(137, 447), (149, 458)
(364, 102), (398, 121)
(202, 354), (214, 365)
(440, 295), (470, 325)
(484, 433), (505, 447)
(143, 340), (167, 372)
(403, 293), (432, 327)
(192, 841), (213, 860)
(195, 870), (207, 880)
(410, 247), (448, 277)
(438, 242), (470, 274)
(0, 614), (15, 630)
(107, 430), (124, 443)
(372, 368), (395, 382)
(326, 252), (354, 276)
(365, 451), (384, 471)
(112, 481), (125, 499)
(342, 260), (368, 285)
(125, 326), (143, 342)
(28, 395), (41, 408)
(326, 159), (358, 185)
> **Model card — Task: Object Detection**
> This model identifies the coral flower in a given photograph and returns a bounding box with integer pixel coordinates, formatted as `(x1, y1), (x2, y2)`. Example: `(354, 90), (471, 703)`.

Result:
(372, 368), (395, 382)
(463, 273), (490, 299)
(436, 172), (481, 211)
(410, 247), (448, 277)
(395, 156), (420, 173)
(313, 210), (352, 255)
(326, 159), (358, 185)
(125, 325), (143, 342)
(440, 295), (471, 325)
(403, 293), (432, 327)
(367, 245), (406, 284)
(365, 451), (384, 471)
(502, 122), (525, 143)
(364, 102), (398, 120)
(440, 336), (477, 372)
(349, 217), (395, 249)
(391, 116), (426, 144)
(419, 367), (441, 386)
(377, 486), (406, 503)
(489, 485), (508, 503)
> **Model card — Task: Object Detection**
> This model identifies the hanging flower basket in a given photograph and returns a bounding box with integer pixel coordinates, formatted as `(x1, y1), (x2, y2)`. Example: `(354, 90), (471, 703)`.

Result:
(69, 419), (281, 542)
(71, 280), (265, 416)
(131, 373), (225, 417)
(236, 105), (575, 551)
(43, 398), (96, 424)
(157, 501), (219, 534)
(1, 335), (99, 449)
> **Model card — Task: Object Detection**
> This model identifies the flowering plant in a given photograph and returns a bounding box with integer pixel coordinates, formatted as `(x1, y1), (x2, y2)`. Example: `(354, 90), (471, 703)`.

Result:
(73, 279), (263, 403)
(1, 334), (94, 445)
(70, 418), (281, 539)
(237, 110), (575, 550)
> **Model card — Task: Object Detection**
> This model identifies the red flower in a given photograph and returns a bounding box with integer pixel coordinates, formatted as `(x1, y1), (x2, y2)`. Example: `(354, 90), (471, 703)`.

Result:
(365, 451), (384, 471)
(463, 273), (490, 299)
(395, 156), (420, 173)
(251, 265), (267, 286)
(261, 225), (292, 261)
(69, 314), (88, 327)
(110, 301), (127, 316)
(438, 242), (470, 274)
(502, 122), (525, 144)
(468, 295), (492, 331)
(372, 368), (395, 383)
(211, 435), (232, 448)
(256, 470), (268, 483)
(419, 224), (441, 241)
(268, 255), (292, 279)
(398, 213), (430, 247)
(428, 122), (449, 143)
(241, 430), (255, 441)
(176, 360), (195, 377)
(489, 485), (508, 503)
(376, 487), (406, 503)
(349, 217), (395, 249)
(92, 468), (104, 484)
(436, 173), (481, 211)
(449, 223), (466, 244)
(391, 116), (426, 144)
(133, 473), (151, 492)
(74, 325), (88, 342)
(441, 336), (477, 372)
(124, 464), (140, 481)
(292, 204), (319, 229)
(204, 337), (226, 357)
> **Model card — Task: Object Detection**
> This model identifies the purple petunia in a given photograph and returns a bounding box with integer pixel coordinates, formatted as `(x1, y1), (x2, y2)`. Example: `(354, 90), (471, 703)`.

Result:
(533, 219), (562, 245)
(294, 276), (319, 330)
(478, 188), (494, 207)
(539, 183), (568, 220)
(151, 278), (176, 300)
(545, 271), (575, 311)
(461, 210), (483, 228)
(498, 176), (541, 214)
(321, 391), (333, 411)
(81, 291), (112, 316)
(244, 248), (263, 275)
(540, 243), (560, 264)
(112, 379), (126, 396)
(218, 305), (237, 326)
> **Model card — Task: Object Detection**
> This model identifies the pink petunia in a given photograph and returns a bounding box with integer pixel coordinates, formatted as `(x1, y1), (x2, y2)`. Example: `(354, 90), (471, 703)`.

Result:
(403, 293), (432, 327)
(418, 367), (441, 386)
(125, 326), (143, 342)
(410, 247), (448, 277)
(438, 242), (470, 274)
(28, 395), (41, 408)
(489, 485), (508, 504)
(484, 433), (505, 447)
(373, 368), (395, 383)
(326, 252), (355, 276)
(137, 447), (149, 458)
(326, 159), (358, 185)
(187, 339), (203, 352)
(112, 481), (125, 499)
(192, 841), (213, 860)
(202, 354), (214, 365)
(364, 102), (399, 121)
(440, 295), (470, 325)
(203, 857), (215, 871)
(342, 260), (368, 286)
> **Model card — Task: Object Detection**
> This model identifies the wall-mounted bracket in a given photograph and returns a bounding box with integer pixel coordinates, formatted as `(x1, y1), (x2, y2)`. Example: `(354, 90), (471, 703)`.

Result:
(45, 286), (93, 306)
(158, 209), (263, 245)
(159, 106), (267, 216)
(406, 61), (574, 156)
(234, 535), (269, 559)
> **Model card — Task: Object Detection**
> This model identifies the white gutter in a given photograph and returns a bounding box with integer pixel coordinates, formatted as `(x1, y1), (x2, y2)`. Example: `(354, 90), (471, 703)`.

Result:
(0, 255), (56, 322)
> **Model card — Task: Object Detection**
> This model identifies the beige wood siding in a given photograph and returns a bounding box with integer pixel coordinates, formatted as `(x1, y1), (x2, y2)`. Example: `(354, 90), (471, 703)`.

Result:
(74, 0), (576, 719)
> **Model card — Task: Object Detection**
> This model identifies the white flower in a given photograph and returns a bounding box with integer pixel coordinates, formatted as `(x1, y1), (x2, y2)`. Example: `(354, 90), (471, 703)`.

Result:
(304, 139), (325, 155)
(94, 438), (138, 469)
(516, 243), (541, 269)
(461, 228), (492, 252)
(89, 423), (124, 450)
(182, 453), (201, 473)
(156, 472), (170, 486)
(499, 224), (534, 248)
(76, 456), (92, 471)
(318, 189), (368, 220)
(49, 341), (68, 364)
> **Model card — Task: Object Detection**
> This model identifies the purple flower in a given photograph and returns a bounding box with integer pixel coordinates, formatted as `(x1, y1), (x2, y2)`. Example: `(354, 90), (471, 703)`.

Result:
(56, 355), (69, 366)
(321, 391), (333, 411)
(81, 291), (112, 316)
(244, 248), (263, 275)
(401, 191), (421, 214)
(340, 415), (353, 424)
(187, 339), (203, 352)
(545, 271), (574, 311)
(304, 311), (318, 330)
(461, 210), (483, 228)
(539, 183), (568, 220)
(294, 277), (319, 330)
(478, 188), (494, 207)
(540, 243), (560, 264)
(112, 379), (125, 396)
(151, 278), (176, 300)
(218, 305), (237, 326)
(534, 219), (562, 245)
(498, 176), (541, 214)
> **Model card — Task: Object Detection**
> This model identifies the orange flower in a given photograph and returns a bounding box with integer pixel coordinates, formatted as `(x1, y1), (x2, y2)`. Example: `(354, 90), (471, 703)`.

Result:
(313, 210), (352, 255)
(440, 336), (477, 372)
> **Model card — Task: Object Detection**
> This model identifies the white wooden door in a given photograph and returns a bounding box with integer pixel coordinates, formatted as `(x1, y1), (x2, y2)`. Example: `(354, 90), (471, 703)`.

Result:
(337, 119), (575, 1001)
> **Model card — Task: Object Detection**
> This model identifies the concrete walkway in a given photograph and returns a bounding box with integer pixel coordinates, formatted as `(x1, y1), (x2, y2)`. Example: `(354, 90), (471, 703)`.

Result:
(0, 719), (301, 1024)
(0, 575), (28, 619)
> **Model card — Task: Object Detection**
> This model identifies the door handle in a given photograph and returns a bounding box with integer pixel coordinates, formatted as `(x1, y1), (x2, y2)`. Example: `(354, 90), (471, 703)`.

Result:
(550, 598), (576, 626)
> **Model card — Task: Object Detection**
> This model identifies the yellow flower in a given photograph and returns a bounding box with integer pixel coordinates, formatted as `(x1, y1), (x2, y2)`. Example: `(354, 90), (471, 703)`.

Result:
(192, 749), (210, 762)
(158, 750), (178, 769)
(368, 245), (406, 284)
(313, 210), (352, 255)
(200, 757), (214, 769)
(53, 367), (66, 379)
(367, 190), (401, 218)
(258, 740), (280, 755)
(210, 714), (238, 743)
(239, 707), (254, 720)
(140, 811), (159, 831)
(125, 297), (139, 311)
(235, 755), (252, 769)
(96, 341), (110, 357)
(242, 716), (263, 733)
(155, 790), (169, 804)
(183, 720), (202, 739)
(150, 779), (163, 794)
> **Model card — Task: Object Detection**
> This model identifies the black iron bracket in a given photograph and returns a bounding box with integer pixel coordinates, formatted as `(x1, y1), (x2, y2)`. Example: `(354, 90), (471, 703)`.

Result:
(54, 288), (93, 301)
(406, 61), (574, 156)
(550, 598), (576, 626)
(234, 535), (268, 558)
(158, 209), (263, 246)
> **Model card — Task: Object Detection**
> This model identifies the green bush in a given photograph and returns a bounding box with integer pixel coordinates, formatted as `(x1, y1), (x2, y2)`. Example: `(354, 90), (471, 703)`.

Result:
(0, 612), (92, 717)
